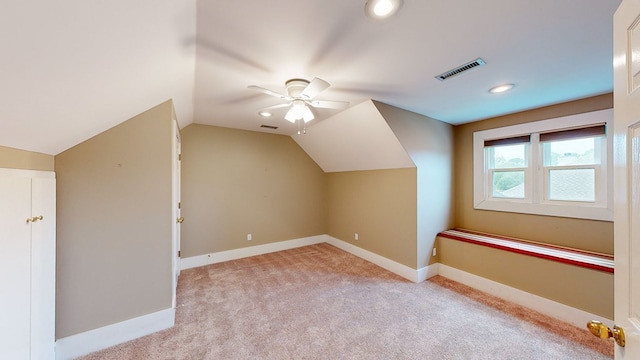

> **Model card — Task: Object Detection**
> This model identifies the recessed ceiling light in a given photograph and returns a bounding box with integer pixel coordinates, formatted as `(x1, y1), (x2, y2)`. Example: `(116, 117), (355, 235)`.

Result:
(258, 111), (272, 117)
(489, 84), (515, 94)
(365, 0), (403, 20)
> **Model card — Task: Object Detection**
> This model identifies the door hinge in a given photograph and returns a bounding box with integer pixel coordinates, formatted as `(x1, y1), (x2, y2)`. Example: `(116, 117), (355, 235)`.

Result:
(178, 154), (182, 161)
(178, 202), (181, 209)
(178, 250), (181, 257)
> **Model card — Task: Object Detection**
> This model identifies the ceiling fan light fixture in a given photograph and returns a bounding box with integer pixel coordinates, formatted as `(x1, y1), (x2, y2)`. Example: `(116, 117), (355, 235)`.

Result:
(302, 105), (314, 123)
(284, 110), (298, 123)
(365, 0), (403, 20)
(285, 99), (314, 123)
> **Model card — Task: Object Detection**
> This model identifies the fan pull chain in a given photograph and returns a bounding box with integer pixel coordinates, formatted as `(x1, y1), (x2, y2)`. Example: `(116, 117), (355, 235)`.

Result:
(296, 119), (307, 135)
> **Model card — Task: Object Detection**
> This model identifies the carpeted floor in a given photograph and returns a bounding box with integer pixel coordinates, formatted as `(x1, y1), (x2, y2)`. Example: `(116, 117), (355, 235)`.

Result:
(80, 243), (613, 359)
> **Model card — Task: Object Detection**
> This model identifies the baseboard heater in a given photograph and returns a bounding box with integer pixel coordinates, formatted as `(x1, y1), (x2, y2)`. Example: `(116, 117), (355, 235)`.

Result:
(437, 228), (614, 273)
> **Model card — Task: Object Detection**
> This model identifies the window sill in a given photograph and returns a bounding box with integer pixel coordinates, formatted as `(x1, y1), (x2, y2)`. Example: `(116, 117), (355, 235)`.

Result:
(474, 199), (613, 221)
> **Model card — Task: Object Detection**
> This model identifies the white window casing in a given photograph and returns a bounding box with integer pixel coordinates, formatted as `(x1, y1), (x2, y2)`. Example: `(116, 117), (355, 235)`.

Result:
(473, 109), (613, 221)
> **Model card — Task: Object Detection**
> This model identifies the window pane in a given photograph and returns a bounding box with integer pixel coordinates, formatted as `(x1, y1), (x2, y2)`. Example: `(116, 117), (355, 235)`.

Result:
(543, 137), (598, 166)
(488, 144), (526, 169)
(492, 171), (525, 198)
(548, 169), (595, 201)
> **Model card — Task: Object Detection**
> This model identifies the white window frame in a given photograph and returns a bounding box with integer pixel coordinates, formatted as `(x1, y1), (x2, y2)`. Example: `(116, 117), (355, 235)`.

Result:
(540, 135), (606, 206)
(473, 109), (613, 221)
(485, 143), (531, 201)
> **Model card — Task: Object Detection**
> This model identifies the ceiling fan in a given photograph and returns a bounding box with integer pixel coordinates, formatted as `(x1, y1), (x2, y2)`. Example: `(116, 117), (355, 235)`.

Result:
(248, 77), (349, 126)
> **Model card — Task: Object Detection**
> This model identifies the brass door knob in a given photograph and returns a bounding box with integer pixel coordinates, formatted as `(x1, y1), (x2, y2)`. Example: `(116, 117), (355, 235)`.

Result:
(176, 217), (184, 224)
(587, 320), (625, 347)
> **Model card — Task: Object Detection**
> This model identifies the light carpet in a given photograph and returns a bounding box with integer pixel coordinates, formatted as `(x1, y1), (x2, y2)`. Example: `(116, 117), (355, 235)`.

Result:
(80, 243), (613, 359)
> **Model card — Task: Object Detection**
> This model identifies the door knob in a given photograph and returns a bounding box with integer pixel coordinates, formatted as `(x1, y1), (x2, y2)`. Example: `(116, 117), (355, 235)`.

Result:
(176, 217), (184, 224)
(587, 320), (625, 347)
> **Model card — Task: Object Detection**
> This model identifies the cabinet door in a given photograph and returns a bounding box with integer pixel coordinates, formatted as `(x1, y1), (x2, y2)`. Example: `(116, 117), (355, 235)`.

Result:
(30, 177), (56, 360)
(0, 177), (32, 359)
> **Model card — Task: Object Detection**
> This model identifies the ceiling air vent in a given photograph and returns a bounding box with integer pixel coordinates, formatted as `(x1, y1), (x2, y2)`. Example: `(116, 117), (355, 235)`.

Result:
(435, 58), (486, 81)
(260, 124), (278, 130)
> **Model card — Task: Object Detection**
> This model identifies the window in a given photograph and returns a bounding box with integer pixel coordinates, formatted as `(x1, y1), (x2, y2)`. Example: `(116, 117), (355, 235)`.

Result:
(485, 136), (530, 200)
(473, 109), (612, 221)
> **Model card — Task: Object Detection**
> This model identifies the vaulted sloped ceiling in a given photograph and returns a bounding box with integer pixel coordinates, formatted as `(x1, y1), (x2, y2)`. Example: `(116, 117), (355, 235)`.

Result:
(292, 100), (415, 173)
(0, 0), (197, 155)
(0, 0), (621, 156)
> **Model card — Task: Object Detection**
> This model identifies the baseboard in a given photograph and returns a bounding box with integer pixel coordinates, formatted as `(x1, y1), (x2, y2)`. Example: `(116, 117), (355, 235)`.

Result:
(418, 262), (439, 282)
(437, 264), (612, 328)
(55, 308), (175, 360)
(180, 234), (436, 283)
(325, 235), (435, 283)
(180, 235), (326, 270)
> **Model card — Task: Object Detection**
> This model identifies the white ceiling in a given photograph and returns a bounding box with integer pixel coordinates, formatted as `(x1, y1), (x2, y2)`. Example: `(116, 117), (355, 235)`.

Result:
(0, 0), (621, 155)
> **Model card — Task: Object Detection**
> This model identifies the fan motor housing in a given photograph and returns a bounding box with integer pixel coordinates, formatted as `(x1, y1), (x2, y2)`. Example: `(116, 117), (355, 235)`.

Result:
(285, 79), (309, 97)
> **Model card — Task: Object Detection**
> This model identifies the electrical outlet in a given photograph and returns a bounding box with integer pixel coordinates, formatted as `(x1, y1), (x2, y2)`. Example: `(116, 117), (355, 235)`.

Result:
(354, 233), (359, 240)
(432, 248), (437, 256)
(247, 233), (252, 241)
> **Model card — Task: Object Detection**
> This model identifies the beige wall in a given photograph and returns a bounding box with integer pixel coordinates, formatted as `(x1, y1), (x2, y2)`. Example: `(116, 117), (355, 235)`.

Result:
(180, 124), (326, 257)
(179, 121), (424, 271)
(438, 236), (613, 318)
(375, 102), (454, 268)
(454, 94), (613, 254)
(324, 102), (454, 271)
(55, 101), (174, 338)
(0, 145), (54, 171)
(326, 168), (418, 268)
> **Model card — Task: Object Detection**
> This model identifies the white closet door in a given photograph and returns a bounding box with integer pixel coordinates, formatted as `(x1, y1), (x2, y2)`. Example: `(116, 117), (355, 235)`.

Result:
(0, 177), (32, 359)
(30, 177), (56, 360)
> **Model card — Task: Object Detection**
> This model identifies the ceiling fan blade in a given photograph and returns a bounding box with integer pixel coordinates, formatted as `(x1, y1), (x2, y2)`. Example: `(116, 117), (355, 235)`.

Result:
(260, 103), (291, 111)
(309, 100), (350, 110)
(248, 85), (290, 100)
(301, 77), (330, 99)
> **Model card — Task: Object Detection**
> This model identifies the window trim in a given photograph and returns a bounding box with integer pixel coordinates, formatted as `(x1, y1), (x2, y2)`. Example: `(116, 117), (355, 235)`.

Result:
(473, 108), (613, 221)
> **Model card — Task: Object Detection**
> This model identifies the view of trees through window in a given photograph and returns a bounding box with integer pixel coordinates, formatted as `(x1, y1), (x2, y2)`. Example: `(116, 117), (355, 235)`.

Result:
(488, 137), (599, 201)
(544, 138), (597, 166)
(490, 144), (526, 198)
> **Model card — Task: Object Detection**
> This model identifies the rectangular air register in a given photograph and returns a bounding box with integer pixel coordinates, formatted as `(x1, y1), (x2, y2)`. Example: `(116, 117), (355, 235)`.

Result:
(260, 125), (278, 130)
(435, 58), (486, 81)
